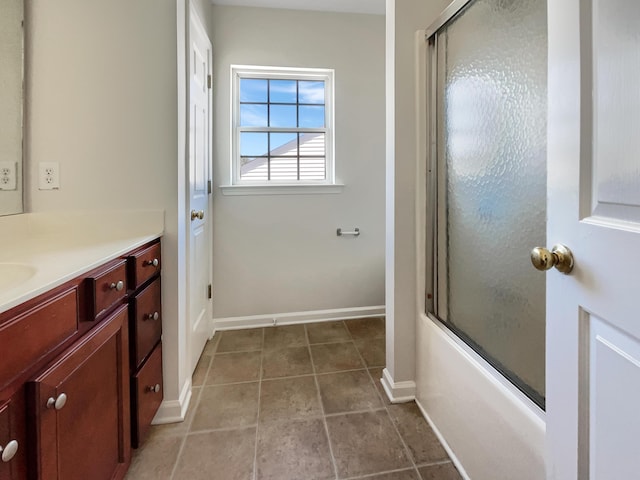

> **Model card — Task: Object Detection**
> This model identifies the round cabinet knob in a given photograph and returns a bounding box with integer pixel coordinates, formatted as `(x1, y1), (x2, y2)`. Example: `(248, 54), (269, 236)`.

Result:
(0, 440), (18, 463)
(146, 312), (159, 321)
(144, 258), (159, 268)
(109, 280), (125, 291)
(147, 384), (161, 393)
(46, 393), (68, 411)
(531, 244), (574, 274)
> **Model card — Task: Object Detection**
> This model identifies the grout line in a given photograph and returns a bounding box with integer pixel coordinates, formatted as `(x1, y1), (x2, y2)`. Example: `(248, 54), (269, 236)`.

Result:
(348, 327), (424, 480)
(415, 459), (454, 468)
(363, 370), (422, 480)
(315, 367), (369, 377)
(308, 339), (354, 346)
(252, 328), (265, 480)
(169, 336), (219, 480)
(187, 424), (259, 435)
(306, 323), (340, 480)
(343, 466), (421, 480)
(323, 407), (387, 418)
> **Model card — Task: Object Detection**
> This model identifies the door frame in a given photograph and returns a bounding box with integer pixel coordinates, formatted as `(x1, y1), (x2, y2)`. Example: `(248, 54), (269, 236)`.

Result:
(185, 2), (213, 373)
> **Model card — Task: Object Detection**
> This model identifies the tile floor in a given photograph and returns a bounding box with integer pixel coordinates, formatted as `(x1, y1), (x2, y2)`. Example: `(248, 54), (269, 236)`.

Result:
(125, 318), (462, 480)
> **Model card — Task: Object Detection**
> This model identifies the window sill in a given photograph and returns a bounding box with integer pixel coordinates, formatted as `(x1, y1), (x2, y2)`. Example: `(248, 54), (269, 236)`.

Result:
(219, 184), (344, 196)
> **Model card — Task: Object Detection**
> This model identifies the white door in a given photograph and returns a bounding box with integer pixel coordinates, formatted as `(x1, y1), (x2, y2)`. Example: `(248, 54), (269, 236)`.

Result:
(187, 7), (212, 375)
(547, 1), (640, 478)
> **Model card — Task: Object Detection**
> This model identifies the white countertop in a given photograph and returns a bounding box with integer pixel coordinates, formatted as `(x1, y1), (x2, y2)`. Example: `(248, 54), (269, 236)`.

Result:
(0, 210), (165, 315)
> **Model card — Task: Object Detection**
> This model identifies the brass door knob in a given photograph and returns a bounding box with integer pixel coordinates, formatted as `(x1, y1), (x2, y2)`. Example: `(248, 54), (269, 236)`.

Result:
(530, 244), (574, 274)
(190, 210), (204, 221)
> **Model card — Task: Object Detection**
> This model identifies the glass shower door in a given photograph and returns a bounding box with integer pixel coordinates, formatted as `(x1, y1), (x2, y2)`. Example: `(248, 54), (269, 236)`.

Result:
(427, 0), (547, 407)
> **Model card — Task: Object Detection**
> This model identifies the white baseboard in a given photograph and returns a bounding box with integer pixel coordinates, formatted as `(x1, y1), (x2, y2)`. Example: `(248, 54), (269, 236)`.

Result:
(415, 398), (471, 480)
(152, 378), (192, 425)
(380, 367), (416, 403)
(213, 305), (385, 330)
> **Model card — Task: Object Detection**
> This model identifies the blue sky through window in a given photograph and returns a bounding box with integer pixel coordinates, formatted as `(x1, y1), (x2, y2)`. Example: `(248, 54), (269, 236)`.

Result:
(239, 77), (326, 157)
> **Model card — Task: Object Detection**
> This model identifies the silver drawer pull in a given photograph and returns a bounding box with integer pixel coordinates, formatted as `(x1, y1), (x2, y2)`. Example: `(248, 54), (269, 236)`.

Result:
(46, 393), (67, 410)
(0, 440), (18, 463)
(146, 312), (159, 321)
(147, 384), (161, 393)
(144, 258), (159, 268)
(109, 280), (124, 291)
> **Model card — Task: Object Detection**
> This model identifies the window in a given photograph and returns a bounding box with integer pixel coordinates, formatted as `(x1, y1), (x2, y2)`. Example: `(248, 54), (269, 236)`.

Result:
(231, 66), (334, 186)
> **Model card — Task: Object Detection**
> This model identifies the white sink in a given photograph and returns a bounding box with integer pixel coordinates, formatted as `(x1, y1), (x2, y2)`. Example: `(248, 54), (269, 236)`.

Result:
(0, 263), (36, 291)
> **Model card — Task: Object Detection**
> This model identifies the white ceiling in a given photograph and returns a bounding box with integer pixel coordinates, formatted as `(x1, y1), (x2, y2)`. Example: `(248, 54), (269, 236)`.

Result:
(210, 0), (385, 15)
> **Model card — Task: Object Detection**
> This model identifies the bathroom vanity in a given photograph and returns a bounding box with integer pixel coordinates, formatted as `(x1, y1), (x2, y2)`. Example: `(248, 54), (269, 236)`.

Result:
(0, 212), (164, 480)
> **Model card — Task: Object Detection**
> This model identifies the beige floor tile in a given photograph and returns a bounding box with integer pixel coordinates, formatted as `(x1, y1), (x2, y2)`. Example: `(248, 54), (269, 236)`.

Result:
(263, 325), (307, 350)
(191, 383), (259, 431)
(150, 387), (200, 438)
(259, 376), (321, 423)
(201, 335), (220, 356)
(418, 462), (462, 480)
(206, 351), (261, 385)
(368, 367), (392, 405)
(192, 354), (212, 387)
(345, 317), (386, 339)
(355, 337), (386, 367)
(262, 346), (313, 378)
(217, 328), (263, 353)
(173, 427), (256, 480)
(125, 430), (182, 480)
(256, 418), (334, 480)
(326, 410), (411, 478)
(388, 403), (449, 465)
(317, 370), (382, 414)
(310, 342), (364, 373)
(306, 321), (351, 344)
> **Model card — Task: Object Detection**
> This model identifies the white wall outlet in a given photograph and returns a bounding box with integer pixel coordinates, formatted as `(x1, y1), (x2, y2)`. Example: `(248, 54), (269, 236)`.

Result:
(0, 162), (17, 191)
(39, 162), (60, 190)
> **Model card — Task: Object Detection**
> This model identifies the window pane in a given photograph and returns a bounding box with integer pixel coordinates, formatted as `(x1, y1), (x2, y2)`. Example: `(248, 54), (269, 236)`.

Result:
(299, 81), (325, 104)
(240, 104), (268, 127)
(299, 133), (325, 157)
(299, 106), (325, 128)
(240, 79), (267, 102)
(270, 157), (299, 181)
(299, 157), (326, 180)
(269, 80), (297, 103)
(270, 105), (297, 127)
(240, 132), (268, 157)
(270, 133), (298, 156)
(240, 157), (269, 181)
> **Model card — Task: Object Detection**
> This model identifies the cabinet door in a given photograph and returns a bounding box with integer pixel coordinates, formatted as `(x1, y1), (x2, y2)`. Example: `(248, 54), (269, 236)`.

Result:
(29, 305), (130, 480)
(0, 394), (26, 480)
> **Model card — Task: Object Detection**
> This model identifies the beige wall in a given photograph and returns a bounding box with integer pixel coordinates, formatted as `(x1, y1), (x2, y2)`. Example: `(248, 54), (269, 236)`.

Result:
(25, 0), (187, 407)
(385, 0), (449, 386)
(209, 6), (386, 320)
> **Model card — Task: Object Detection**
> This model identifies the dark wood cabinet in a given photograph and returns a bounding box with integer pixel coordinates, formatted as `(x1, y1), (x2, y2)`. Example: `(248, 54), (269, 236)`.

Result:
(28, 305), (130, 480)
(127, 240), (163, 448)
(0, 393), (27, 480)
(0, 237), (161, 480)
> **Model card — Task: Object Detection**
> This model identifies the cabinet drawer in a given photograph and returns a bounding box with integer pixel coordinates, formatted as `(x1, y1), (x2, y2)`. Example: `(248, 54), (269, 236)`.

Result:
(132, 343), (163, 448)
(87, 259), (127, 319)
(0, 288), (78, 389)
(128, 242), (161, 290)
(131, 278), (162, 369)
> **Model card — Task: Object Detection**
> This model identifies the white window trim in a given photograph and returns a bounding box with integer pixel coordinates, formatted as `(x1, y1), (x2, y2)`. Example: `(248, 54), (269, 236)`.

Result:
(228, 65), (336, 188)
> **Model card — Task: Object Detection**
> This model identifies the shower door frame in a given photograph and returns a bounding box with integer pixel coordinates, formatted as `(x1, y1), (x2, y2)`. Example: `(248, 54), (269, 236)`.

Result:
(423, 0), (547, 409)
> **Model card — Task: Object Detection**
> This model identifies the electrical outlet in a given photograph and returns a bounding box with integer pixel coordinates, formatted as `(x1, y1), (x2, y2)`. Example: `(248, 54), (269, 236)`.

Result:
(0, 162), (17, 191)
(38, 162), (60, 190)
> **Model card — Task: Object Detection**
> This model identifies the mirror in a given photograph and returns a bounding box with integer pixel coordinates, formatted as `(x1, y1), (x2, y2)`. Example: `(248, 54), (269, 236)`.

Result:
(0, 0), (24, 216)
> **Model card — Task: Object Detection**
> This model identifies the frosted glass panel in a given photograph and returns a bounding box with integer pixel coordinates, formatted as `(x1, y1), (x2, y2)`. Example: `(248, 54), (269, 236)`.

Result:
(436, 0), (547, 404)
